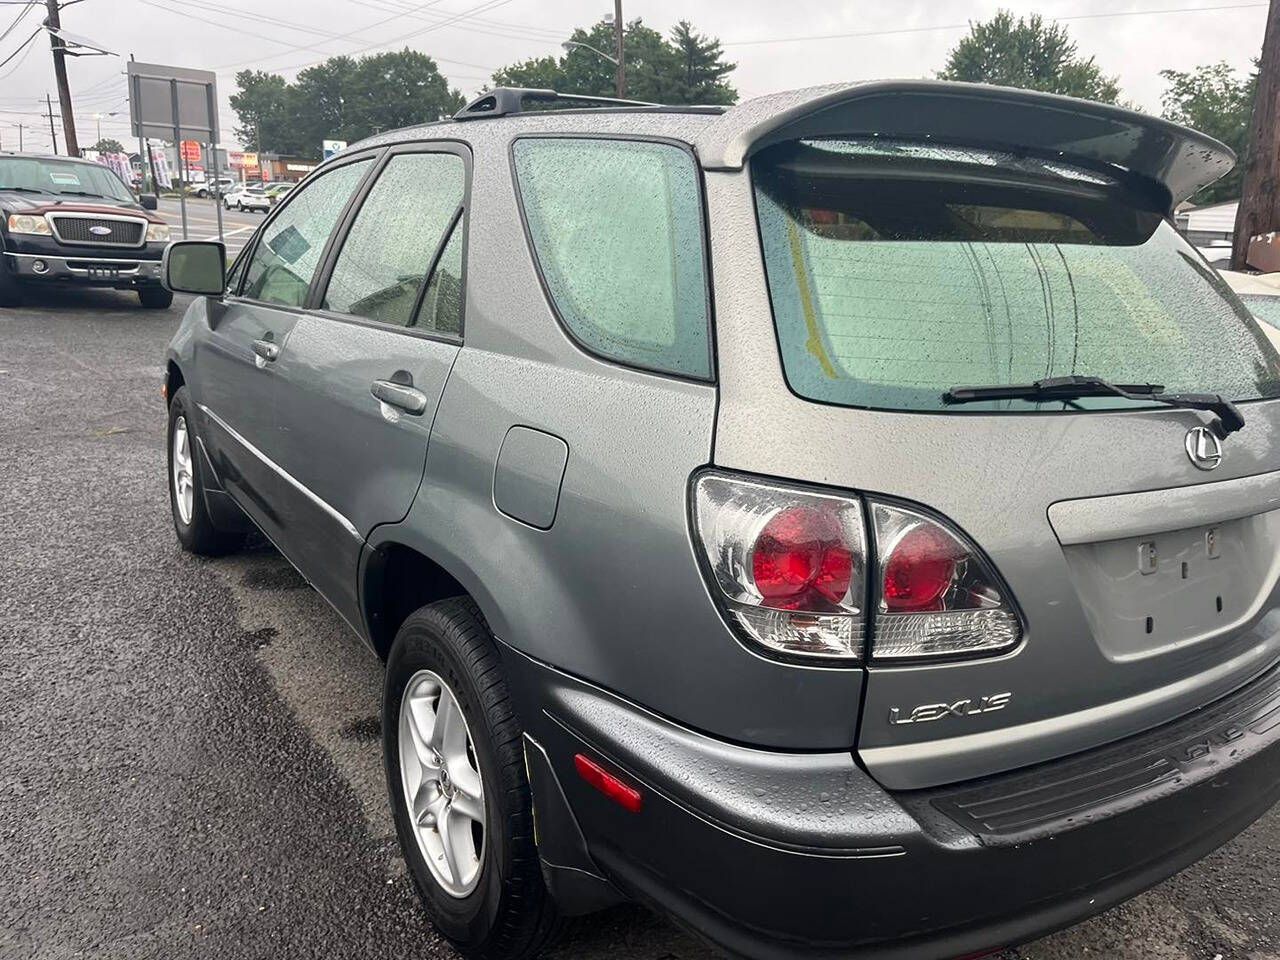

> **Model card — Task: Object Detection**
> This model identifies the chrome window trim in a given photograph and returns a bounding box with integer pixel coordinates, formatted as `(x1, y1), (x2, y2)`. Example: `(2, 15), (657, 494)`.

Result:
(45, 210), (149, 248)
(198, 402), (362, 541)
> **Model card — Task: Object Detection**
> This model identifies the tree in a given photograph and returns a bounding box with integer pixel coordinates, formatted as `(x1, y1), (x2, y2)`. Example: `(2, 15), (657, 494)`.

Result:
(938, 10), (1120, 104)
(229, 70), (295, 155)
(1233, 0), (1280, 270)
(490, 16), (736, 106)
(230, 51), (464, 161)
(90, 137), (125, 154)
(1160, 62), (1257, 205)
(670, 21), (736, 104)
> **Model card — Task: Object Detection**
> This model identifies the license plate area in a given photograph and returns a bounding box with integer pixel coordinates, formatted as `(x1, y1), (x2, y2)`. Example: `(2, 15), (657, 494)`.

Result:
(87, 266), (121, 279)
(1061, 513), (1280, 661)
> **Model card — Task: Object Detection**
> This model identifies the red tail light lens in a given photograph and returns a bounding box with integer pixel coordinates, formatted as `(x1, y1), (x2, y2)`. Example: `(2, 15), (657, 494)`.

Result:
(871, 503), (1021, 659)
(574, 754), (643, 813)
(751, 506), (853, 609)
(882, 524), (959, 612)
(693, 474), (865, 660)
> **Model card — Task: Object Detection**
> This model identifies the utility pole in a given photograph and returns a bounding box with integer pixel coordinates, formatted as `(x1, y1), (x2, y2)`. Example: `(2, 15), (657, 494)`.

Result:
(45, 92), (58, 154)
(44, 0), (79, 156)
(1232, 0), (1280, 270)
(613, 0), (625, 98)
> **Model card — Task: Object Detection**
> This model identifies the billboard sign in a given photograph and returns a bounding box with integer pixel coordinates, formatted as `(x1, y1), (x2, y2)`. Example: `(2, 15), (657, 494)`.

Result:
(322, 139), (347, 159)
(127, 61), (219, 142)
(181, 140), (202, 165)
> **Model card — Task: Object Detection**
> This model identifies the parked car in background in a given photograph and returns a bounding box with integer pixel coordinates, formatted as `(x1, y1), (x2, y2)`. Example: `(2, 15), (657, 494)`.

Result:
(193, 177), (237, 199)
(0, 151), (171, 308)
(222, 183), (271, 212)
(160, 83), (1280, 960)
(265, 182), (295, 205)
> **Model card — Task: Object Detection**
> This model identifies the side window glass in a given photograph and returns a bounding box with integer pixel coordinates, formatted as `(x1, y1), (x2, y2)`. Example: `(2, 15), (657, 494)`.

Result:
(241, 159), (371, 308)
(418, 217), (464, 336)
(322, 152), (466, 330)
(225, 245), (249, 294)
(512, 138), (711, 379)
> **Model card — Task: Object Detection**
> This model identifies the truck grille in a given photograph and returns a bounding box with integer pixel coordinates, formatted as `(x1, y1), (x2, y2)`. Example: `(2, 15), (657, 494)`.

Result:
(49, 216), (145, 246)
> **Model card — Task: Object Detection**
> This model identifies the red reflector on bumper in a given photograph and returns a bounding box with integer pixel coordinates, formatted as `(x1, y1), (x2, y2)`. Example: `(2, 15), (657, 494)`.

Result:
(574, 753), (642, 813)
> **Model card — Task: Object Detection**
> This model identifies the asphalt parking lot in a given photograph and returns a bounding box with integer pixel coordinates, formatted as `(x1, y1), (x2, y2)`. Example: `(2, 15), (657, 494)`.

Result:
(155, 196), (264, 261)
(3, 286), (1280, 960)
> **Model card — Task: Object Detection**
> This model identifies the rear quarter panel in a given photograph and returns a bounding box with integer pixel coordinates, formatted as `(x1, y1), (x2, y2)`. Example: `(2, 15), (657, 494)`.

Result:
(370, 127), (864, 749)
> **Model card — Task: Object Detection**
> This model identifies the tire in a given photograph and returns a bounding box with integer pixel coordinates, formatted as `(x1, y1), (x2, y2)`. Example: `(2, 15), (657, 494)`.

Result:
(139, 286), (173, 309)
(0, 262), (23, 307)
(237, 201), (244, 212)
(384, 599), (563, 960)
(167, 386), (243, 556)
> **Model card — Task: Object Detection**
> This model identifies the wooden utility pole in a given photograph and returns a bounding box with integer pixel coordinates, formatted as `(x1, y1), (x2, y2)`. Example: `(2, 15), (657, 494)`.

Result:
(45, 92), (58, 154)
(613, 0), (625, 98)
(44, 0), (78, 156)
(1232, 0), (1280, 270)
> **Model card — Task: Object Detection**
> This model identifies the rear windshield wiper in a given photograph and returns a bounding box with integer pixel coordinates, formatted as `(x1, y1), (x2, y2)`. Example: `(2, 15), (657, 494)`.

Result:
(943, 375), (1245, 437)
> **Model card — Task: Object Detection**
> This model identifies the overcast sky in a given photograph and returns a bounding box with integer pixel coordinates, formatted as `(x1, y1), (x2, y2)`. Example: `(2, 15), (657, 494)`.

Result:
(0, 0), (1267, 153)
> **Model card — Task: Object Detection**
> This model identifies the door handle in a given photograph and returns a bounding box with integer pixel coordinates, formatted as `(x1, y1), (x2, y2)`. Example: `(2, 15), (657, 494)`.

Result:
(252, 338), (280, 363)
(371, 379), (428, 414)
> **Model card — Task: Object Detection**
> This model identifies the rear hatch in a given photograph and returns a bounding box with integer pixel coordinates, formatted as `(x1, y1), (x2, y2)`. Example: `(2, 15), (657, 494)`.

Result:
(704, 84), (1280, 790)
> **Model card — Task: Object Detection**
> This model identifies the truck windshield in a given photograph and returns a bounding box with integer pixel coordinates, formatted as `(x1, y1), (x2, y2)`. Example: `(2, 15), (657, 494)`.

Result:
(0, 156), (134, 203)
(752, 138), (1280, 413)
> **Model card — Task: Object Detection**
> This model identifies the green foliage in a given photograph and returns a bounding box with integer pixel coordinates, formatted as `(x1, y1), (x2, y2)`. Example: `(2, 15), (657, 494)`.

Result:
(230, 50), (464, 161)
(938, 10), (1120, 104)
(90, 138), (125, 155)
(491, 16), (737, 105)
(1160, 61), (1257, 204)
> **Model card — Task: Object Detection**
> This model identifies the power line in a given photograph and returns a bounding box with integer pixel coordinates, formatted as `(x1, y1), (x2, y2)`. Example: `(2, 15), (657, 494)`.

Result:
(721, 1), (1269, 46)
(0, 24), (39, 69)
(0, 0), (34, 45)
(212, 0), (519, 73)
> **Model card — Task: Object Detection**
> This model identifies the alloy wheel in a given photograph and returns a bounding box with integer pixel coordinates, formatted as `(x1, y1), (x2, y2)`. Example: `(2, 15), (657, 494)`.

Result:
(399, 669), (487, 898)
(171, 415), (194, 525)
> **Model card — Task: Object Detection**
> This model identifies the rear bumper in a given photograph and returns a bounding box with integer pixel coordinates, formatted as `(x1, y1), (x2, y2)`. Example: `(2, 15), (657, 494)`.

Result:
(505, 644), (1280, 960)
(3, 251), (163, 287)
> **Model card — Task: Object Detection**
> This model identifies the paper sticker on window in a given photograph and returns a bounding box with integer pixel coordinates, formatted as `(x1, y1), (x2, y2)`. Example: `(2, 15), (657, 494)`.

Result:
(49, 172), (81, 186)
(267, 224), (310, 264)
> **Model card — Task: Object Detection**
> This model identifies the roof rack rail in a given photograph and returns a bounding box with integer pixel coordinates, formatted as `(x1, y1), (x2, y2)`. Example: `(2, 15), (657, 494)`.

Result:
(454, 87), (659, 121)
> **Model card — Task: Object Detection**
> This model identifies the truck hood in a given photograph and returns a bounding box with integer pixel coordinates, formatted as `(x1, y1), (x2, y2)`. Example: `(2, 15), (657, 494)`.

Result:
(0, 191), (163, 222)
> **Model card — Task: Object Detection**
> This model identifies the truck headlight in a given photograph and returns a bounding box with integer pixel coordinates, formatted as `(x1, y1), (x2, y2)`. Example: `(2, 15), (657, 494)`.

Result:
(146, 222), (171, 242)
(7, 214), (51, 236)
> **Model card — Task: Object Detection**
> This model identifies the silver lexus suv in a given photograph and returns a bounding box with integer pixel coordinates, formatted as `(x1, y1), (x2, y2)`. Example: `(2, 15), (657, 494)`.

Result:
(161, 82), (1280, 960)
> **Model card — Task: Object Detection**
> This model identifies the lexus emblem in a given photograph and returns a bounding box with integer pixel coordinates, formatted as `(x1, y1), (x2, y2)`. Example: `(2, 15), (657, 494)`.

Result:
(88, 225), (112, 236)
(1185, 426), (1223, 471)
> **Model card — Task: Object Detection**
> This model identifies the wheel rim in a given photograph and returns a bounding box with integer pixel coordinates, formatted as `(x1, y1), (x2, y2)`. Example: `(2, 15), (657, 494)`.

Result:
(399, 670), (486, 898)
(172, 415), (194, 525)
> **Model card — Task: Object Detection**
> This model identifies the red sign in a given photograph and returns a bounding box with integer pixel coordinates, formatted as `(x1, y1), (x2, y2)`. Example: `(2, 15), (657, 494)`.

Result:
(180, 141), (202, 165)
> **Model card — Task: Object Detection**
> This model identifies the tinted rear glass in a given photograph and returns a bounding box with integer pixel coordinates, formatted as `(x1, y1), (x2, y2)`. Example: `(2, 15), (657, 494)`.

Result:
(753, 139), (1280, 413)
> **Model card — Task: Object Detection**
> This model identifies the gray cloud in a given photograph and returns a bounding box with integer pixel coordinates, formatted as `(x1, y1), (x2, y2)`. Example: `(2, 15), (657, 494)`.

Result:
(0, 0), (1266, 152)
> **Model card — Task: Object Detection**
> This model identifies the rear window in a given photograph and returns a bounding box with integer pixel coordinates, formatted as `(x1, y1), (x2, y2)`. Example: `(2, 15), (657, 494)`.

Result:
(753, 139), (1280, 413)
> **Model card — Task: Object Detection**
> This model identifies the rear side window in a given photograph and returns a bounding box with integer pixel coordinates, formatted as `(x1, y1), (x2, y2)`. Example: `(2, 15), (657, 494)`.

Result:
(513, 138), (711, 380)
(241, 160), (371, 308)
(753, 139), (1280, 412)
(322, 151), (466, 333)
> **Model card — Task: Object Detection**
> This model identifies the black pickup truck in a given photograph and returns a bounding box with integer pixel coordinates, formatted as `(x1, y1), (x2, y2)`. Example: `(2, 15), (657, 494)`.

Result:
(0, 152), (173, 308)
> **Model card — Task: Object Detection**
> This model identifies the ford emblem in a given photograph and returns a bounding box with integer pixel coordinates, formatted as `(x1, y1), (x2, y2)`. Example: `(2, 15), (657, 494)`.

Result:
(88, 225), (112, 236)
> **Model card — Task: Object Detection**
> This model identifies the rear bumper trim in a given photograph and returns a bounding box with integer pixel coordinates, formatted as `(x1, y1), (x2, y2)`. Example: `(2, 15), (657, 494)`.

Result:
(502, 644), (1280, 959)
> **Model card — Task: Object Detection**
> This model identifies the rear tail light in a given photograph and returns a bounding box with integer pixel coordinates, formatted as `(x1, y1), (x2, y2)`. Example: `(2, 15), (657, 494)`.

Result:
(693, 474), (866, 660)
(870, 503), (1020, 659)
(692, 474), (1020, 662)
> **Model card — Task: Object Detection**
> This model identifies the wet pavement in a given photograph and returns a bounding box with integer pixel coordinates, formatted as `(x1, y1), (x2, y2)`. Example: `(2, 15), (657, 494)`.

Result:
(2, 287), (1278, 960)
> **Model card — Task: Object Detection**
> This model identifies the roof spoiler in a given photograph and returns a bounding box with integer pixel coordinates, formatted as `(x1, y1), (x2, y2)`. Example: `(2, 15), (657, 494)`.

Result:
(696, 80), (1235, 207)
